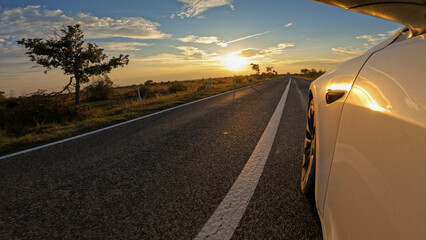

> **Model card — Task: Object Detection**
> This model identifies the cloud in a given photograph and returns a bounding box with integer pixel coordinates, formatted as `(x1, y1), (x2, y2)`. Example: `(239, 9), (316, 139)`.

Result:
(129, 46), (219, 66)
(284, 23), (293, 28)
(176, 31), (272, 47)
(176, 35), (228, 47)
(177, 35), (220, 44)
(176, 46), (217, 60)
(356, 34), (387, 43)
(150, 43), (293, 63)
(236, 43), (294, 58)
(0, 39), (25, 56)
(387, 29), (399, 35)
(0, 5), (171, 40)
(225, 31), (271, 45)
(175, 0), (234, 19)
(176, 30), (276, 48)
(97, 42), (152, 51)
(332, 47), (364, 55)
(356, 29), (400, 44)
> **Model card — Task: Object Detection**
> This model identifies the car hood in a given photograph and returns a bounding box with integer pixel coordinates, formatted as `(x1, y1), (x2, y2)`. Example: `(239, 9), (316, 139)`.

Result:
(314, 0), (426, 35)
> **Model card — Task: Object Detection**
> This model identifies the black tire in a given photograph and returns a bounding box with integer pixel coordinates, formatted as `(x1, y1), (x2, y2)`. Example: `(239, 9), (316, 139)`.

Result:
(301, 99), (316, 197)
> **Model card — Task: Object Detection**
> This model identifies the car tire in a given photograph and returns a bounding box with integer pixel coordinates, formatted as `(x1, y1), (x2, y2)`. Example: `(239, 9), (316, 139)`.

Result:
(301, 99), (316, 197)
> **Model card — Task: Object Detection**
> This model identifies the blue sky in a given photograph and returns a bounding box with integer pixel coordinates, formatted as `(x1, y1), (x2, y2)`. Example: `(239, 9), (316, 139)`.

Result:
(0, 0), (401, 95)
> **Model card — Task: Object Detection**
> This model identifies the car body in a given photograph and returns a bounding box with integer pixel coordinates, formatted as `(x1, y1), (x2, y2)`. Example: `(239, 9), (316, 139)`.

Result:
(301, 1), (426, 239)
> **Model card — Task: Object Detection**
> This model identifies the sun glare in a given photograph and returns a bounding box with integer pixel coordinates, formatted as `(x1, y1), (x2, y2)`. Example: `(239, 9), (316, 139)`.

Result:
(222, 54), (247, 71)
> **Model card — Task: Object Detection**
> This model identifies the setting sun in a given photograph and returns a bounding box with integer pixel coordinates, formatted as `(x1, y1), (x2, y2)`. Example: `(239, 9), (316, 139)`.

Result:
(222, 54), (247, 71)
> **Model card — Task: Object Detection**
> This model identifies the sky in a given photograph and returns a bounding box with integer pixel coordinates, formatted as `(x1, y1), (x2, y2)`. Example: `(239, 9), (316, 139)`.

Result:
(0, 0), (401, 95)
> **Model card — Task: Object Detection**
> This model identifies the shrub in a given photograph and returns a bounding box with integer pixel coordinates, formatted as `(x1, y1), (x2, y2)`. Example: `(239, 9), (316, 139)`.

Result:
(235, 77), (243, 84)
(0, 91), (6, 102)
(84, 75), (114, 101)
(144, 80), (155, 86)
(196, 85), (205, 92)
(0, 90), (91, 134)
(168, 82), (188, 94)
(138, 85), (155, 98)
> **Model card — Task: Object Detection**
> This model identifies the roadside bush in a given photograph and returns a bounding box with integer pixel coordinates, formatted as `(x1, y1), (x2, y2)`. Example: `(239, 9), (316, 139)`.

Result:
(84, 75), (114, 101)
(144, 80), (155, 86)
(235, 77), (244, 84)
(168, 82), (188, 94)
(138, 85), (155, 98)
(0, 91), (6, 102)
(196, 85), (205, 92)
(214, 79), (225, 84)
(0, 90), (91, 134)
(155, 89), (168, 95)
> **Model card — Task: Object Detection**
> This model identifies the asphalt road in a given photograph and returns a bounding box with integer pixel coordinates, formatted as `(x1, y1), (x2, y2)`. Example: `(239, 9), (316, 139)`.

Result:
(0, 77), (323, 239)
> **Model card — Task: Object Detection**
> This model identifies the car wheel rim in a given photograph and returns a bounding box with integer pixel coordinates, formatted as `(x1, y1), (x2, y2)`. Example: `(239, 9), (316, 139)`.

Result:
(301, 103), (315, 191)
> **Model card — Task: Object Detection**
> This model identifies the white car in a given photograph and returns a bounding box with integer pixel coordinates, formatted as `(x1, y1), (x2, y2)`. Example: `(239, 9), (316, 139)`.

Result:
(301, 0), (426, 239)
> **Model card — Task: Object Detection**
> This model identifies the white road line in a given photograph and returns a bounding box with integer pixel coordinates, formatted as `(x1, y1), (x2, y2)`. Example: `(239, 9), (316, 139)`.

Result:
(195, 80), (291, 240)
(0, 80), (275, 160)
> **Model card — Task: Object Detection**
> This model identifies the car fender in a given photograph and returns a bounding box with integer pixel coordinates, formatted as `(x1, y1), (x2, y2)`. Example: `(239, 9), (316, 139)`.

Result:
(310, 27), (404, 221)
(310, 54), (373, 217)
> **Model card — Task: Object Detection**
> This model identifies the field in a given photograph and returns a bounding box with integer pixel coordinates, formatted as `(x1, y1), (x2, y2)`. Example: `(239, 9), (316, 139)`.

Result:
(0, 75), (281, 154)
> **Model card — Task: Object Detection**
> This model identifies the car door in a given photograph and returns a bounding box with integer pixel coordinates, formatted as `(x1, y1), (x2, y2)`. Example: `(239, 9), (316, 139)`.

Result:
(323, 32), (426, 239)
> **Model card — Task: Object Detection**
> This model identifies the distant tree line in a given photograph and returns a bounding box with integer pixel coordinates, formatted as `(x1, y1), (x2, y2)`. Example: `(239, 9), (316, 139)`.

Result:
(299, 68), (326, 78)
(250, 63), (278, 78)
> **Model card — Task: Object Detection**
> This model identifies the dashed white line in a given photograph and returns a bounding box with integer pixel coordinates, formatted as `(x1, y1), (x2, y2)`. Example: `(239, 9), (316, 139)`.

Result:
(195, 80), (291, 240)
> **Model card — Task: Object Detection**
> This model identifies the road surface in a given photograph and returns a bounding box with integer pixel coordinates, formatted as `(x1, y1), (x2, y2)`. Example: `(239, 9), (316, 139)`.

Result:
(0, 77), (323, 239)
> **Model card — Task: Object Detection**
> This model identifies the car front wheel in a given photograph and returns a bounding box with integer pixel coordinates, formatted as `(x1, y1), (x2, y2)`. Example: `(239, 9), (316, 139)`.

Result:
(301, 99), (316, 196)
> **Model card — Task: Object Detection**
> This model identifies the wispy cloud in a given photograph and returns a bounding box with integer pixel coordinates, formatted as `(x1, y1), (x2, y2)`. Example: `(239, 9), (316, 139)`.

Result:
(356, 29), (400, 44)
(0, 5), (171, 40)
(225, 31), (271, 45)
(176, 46), (217, 60)
(174, 0), (235, 19)
(97, 42), (152, 51)
(176, 30), (272, 47)
(176, 35), (227, 47)
(284, 23), (293, 28)
(236, 43), (295, 58)
(356, 34), (387, 43)
(332, 47), (364, 55)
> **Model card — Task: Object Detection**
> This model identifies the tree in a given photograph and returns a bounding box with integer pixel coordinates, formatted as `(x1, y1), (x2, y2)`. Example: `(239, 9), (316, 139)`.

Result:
(266, 66), (273, 74)
(300, 68), (309, 75)
(17, 24), (129, 105)
(0, 91), (6, 102)
(250, 63), (260, 75)
(144, 80), (154, 86)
